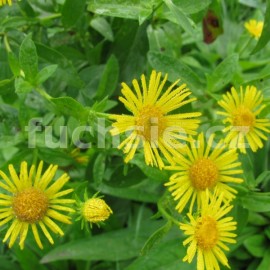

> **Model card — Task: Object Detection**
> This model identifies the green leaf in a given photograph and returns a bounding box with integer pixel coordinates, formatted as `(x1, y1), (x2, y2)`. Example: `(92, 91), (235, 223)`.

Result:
(141, 221), (172, 255)
(87, 0), (154, 24)
(244, 234), (268, 257)
(257, 248), (270, 270)
(252, 0), (270, 54)
(50, 97), (89, 122)
(93, 153), (106, 186)
(8, 52), (21, 76)
(131, 154), (170, 182)
(61, 0), (87, 27)
(241, 192), (270, 212)
(173, 0), (211, 14)
(256, 171), (270, 186)
(19, 35), (38, 83)
(0, 79), (14, 95)
(15, 77), (33, 94)
(90, 17), (114, 41)
(41, 220), (163, 263)
(35, 64), (58, 85)
(207, 54), (239, 92)
(95, 55), (119, 100)
(163, 0), (197, 36)
(148, 51), (202, 93)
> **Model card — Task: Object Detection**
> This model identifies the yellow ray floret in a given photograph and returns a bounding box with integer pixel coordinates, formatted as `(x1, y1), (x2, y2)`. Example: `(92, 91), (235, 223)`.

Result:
(165, 132), (243, 213)
(110, 70), (201, 169)
(180, 194), (237, 270)
(244, 19), (263, 39)
(0, 0), (12, 6)
(217, 85), (270, 154)
(0, 161), (75, 249)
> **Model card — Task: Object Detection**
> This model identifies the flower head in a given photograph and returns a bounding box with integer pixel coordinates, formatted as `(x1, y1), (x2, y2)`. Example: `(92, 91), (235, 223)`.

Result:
(0, 161), (75, 249)
(218, 85), (270, 153)
(76, 192), (112, 230)
(110, 70), (201, 169)
(0, 0), (12, 6)
(244, 19), (263, 39)
(165, 133), (243, 213)
(180, 194), (237, 270)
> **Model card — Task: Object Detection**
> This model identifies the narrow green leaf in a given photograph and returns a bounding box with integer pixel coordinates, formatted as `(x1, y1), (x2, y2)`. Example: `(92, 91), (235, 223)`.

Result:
(41, 221), (163, 263)
(141, 221), (172, 255)
(61, 0), (87, 27)
(207, 53), (239, 92)
(163, 0), (197, 36)
(8, 52), (21, 76)
(15, 78), (33, 94)
(90, 17), (114, 41)
(148, 51), (202, 93)
(241, 192), (270, 212)
(96, 55), (119, 100)
(255, 171), (270, 186)
(50, 97), (89, 122)
(257, 248), (270, 270)
(35, 64), (58, 85)
(252, 0), (270, 54)
(93, 153), (106, 186)
(19, 35), (38, 83)
(244, 234), (268, 257)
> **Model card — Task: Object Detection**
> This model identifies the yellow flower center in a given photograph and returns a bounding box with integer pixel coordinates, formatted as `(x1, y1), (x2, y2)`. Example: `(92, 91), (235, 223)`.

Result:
(195, 216), (218, 250)
(136, 105), (166, 141)
(12, 188), (49, 223)
(189, 158), (219, 190)
(233, 107), (255, 129)
(83, 198), (112, 223)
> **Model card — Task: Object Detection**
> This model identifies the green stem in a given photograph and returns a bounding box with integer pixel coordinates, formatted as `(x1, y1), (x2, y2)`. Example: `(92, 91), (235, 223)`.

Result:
(36, 87), (52, 100)
(158, 201), (180, 226)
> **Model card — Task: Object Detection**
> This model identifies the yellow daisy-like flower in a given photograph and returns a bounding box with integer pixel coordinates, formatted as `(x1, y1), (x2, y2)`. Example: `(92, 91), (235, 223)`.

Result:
(0, 161), (75, 249)
(0, 0), (12, 6)
(180, 194), (237, 270)
(110, 70), (201, 169)
(217, 85), (270, 153)
(165, 132), (243, 213)
(244, 19), (263, 39)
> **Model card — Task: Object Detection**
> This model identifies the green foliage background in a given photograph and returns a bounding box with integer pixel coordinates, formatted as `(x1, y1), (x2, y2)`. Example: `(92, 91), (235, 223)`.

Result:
(0, 0), (270, 269)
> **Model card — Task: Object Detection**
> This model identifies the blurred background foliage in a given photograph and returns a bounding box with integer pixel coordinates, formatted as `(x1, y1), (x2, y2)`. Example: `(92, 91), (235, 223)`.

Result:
(0, 0), (270, 269)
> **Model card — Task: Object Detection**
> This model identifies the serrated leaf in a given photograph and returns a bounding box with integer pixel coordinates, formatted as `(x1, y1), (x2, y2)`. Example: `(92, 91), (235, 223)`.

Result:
(207, 53), (239, 92)
(19, 35), (38, 83)
(35, 64), (58, 85)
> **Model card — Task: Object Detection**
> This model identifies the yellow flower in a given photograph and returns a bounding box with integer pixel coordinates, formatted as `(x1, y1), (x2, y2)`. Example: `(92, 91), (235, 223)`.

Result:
(217, 85), (270, 153)
(0, 161), (75, 249)
(165, 133), (243, 213)
(244, 19), (263, 39)
(0, 0), (12, 6)
(82, 198), (112, 224)
(110, 70), (201, 169)
(70, 148), (89, 165)
(180, 194), (237, 270)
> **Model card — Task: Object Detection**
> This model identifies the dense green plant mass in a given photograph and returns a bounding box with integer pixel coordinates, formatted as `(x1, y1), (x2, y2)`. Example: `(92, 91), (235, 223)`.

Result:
(0, 0), (270, 270)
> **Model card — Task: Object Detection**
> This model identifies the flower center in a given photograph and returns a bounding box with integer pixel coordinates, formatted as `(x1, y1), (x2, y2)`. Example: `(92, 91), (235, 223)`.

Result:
(12, 187), (49, 223)
(233, 107), (255, 131)
(135, 105), (166, 141)
(195, 216), (218, 250)
(189, 158), (219, 190)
